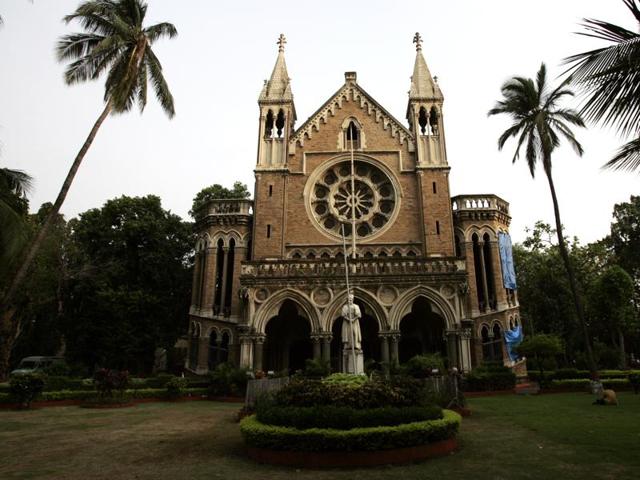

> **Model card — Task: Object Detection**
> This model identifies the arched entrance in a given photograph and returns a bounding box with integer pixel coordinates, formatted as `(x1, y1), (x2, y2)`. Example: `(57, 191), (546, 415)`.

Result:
(330, 297), (380, 372)
(264, 300), (313, 373)
(399, 297), (446, 364)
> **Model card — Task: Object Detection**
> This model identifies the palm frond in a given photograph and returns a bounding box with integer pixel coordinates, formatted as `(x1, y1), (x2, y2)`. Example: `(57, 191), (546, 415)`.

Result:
(144, 22), (177, 43)
(564, 1), (640, 137)
(0, 168), (33, 197)
(145, 47), (175, 118)
(603, 136), (640, 171)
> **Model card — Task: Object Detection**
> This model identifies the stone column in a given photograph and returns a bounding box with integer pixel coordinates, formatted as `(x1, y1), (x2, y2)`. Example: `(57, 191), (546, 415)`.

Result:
(390, 334), (400, 367)
(379, 335), (390, 365)
(312, 336), (321, 360)
(446, 330), (459, 369)
(219, 247), (230, 316)
(239, 334), (253, 369)
(196, 335), (210, 374)
(230, 246), (247, 318)
(254, 336), (265, 372)
(321, 335), (332, 363)
(459, 322), (473, 372)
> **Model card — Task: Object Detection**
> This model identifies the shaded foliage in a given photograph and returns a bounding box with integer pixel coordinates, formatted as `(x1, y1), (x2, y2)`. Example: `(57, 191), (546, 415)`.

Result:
(62, 195), (193, 374)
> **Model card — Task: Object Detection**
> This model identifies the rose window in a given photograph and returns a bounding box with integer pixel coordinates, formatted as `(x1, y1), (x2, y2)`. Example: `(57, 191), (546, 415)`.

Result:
(310, 160), (397, 238)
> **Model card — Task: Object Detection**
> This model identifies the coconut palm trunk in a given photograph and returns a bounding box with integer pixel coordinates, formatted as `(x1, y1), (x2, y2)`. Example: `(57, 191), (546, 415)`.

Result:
(544, 166), (597, 377)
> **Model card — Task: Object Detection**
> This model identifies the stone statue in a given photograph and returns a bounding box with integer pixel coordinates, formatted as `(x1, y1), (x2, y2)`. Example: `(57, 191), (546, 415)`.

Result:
(341, 294), (362, 350)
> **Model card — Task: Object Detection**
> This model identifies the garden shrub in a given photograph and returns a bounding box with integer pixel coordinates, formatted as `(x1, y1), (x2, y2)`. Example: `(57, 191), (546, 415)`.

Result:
(629, 373), (640, 394)
(9, 373), (46, 407)
(145, 373), (176, 389)
(42, 362), (71, 377)
(93, 369), (130, 400)
(404, 354), (445, 378)
(240, 410), (461, 452)
(321, 373), (368, 387)
(208, 363), (249, 397)
(255, 402), (443, 430)
(165, 377), (188, 399)
(43, 376), (85, 391)
(299, 358), (330, 379)
(463, 365), (516, 391)
(274, 377), (428, 409)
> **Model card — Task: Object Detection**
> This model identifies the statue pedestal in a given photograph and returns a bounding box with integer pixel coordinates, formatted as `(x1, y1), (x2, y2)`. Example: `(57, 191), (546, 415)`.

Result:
(342, 347), (364, 375)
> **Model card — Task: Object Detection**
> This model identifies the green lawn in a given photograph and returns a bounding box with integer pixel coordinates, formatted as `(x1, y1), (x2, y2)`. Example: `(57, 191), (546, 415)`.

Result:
(0, 393), (639, 479)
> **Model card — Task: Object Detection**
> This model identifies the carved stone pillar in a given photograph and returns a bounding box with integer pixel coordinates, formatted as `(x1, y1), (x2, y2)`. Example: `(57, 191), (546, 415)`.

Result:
(389, 333), (400, 366)
(321, 335), (332, 363)
(254, 336), (265, 372)
(379, 334), (390, 365)
(239, 334), (253, 369)
(459, 320), (474, 372)
(446, 329), (460, 369)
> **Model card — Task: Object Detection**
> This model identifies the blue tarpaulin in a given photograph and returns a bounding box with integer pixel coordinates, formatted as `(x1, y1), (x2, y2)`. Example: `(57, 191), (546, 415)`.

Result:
(498, 232), (517, 290)
(504, 325), (523, 362)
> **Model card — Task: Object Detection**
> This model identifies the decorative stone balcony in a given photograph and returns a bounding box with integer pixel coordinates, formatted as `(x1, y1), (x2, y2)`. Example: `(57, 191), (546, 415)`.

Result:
(451, 194), (510, 225)
(194, 199), (253, 227)
(241, 256), (466, 286)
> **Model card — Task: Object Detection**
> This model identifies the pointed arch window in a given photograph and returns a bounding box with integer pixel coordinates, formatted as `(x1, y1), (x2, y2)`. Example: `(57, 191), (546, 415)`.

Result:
(275, 109), (286, 138)
(264, 110), (274, 138)
(429, 107), (439, 135)
(345, 120), (361, 149)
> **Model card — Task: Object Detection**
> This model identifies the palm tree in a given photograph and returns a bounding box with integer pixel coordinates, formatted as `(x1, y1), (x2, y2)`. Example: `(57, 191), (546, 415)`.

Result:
(488, 63), (598, 378)
(0, 167), (32, 268)
(1, 0), (177, 334)
(564, 0), (640, 172)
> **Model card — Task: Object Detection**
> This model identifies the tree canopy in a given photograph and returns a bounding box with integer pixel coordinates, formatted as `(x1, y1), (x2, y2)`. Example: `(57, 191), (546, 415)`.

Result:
(190, 181), (250, 217)
(62, 195), (193, 374)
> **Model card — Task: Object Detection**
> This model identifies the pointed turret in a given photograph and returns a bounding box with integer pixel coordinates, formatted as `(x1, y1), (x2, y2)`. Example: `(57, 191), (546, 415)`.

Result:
(259, 34), (294, 102)
(406, 33), (447, 168)
(256, 34), (296, 169)
(409, 33), (443, 102)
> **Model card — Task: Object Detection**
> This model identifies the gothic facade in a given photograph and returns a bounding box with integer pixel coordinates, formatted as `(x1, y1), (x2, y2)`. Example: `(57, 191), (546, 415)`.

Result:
(186, 34), (521, 375)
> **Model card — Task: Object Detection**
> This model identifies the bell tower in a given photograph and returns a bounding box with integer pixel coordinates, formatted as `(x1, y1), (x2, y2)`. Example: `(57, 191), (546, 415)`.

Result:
(257, 34), (296, 168)
(407, 33), (455, 256)
(252, 34), (297, 260)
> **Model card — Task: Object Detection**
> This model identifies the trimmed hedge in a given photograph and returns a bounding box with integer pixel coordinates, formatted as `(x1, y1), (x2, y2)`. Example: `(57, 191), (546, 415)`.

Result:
(528, 370), (640, 382)
(256, 404), (443, 430)
(549, 379), (631, 390)
(275, 377), (428, 408)
(463, 366), (516, 392)
(0, 387), (208, 403)
(240, 410), (461, 452)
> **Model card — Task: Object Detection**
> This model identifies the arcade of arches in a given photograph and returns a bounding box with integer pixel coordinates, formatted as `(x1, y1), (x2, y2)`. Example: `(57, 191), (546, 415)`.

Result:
(241, 294), (474, 373)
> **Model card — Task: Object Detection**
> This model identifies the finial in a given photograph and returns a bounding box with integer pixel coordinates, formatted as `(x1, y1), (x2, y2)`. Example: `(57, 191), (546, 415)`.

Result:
(277, 33), (287, 52)
(413, 32), (423, 51)
(434, 75), (439, 83)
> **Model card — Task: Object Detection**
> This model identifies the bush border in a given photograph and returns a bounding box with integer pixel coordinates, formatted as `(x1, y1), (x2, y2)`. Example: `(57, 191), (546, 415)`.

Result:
(240, 409), (461, 453)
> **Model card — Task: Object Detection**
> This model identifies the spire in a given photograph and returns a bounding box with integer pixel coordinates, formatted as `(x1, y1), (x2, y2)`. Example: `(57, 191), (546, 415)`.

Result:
(259, 33), (293, 102)
(409, 32), (443, 101)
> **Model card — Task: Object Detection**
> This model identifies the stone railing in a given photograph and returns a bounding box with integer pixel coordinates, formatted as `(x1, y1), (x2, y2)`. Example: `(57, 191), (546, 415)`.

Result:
(451, 195), (509, 215)
(196, 199), (253, 219)
(241, 257), (465, 279)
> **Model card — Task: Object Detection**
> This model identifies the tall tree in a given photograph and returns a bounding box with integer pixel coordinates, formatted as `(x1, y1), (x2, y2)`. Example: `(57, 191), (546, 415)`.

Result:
(190, 182), (251, 217)
(0, 1), (178, 371)
(488, 63), (598, 378)
(63, 195), (193, 374)
(564, 0), (640, 172)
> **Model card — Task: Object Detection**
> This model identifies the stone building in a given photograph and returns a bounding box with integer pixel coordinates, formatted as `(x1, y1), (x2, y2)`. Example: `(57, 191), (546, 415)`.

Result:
(186, 34), (521, 375)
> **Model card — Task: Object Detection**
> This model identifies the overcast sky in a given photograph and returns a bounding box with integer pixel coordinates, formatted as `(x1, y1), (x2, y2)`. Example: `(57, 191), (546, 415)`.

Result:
(0, 0), (637, 244)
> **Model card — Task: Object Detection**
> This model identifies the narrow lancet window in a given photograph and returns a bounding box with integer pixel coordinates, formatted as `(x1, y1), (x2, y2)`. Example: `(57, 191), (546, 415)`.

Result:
(265, 110), (274, 138)
(418, 107), (428, 135)
(275, 109), (285, 138)
(345, 121), (360, 149)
